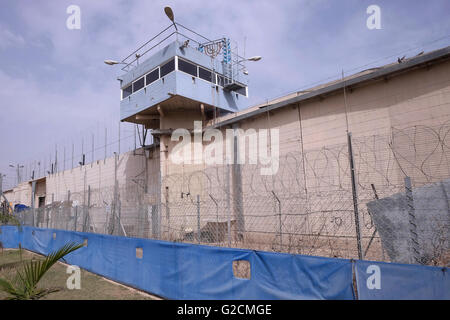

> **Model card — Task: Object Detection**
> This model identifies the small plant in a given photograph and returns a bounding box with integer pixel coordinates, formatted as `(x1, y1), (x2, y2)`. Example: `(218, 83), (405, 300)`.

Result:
(0, 211), (20, 226)
(0, 242), (83, 300)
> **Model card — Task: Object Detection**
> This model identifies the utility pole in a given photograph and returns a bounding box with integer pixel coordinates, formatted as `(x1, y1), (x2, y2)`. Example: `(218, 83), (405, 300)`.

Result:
(16, 164), (21, 184)
(348, 132), (363, 260)
(9, 164), (24, 185)
(1, 173), (5, 213)
(0, 173), (3, 197)
(0, 173), (14, 214)
(55, 144), (58, 173)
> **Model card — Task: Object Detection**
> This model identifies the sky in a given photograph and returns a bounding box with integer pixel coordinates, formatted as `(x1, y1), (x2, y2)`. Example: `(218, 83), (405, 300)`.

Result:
(0, 0), (449, 190)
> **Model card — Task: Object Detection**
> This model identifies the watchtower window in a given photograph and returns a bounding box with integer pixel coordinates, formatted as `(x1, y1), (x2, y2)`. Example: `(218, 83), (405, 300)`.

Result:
(199, 67), (214, 84)
(217, 74), (225, 87)
(178, 59), (198, 77)
(216, 74), (231, 88)
(160, 58), (175, 77)
(122, 84), (132, 99)
(146, 68), (159, 86)
(133, 77), (145, 93)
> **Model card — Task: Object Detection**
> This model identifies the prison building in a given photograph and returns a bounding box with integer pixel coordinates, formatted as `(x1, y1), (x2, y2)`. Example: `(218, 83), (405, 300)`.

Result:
(3, 38), (450, 261)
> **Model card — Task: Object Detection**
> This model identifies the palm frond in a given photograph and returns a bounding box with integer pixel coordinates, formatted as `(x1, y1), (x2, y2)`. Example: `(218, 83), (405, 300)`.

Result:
(0, 277), (26, 300)
(0, 242), (83, 300)
(0, 260), (32, 271)
(0, 278), (17, 295)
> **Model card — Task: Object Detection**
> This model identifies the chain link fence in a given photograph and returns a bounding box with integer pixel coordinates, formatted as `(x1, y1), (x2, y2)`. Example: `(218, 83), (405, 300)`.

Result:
(4, 122), (450, 267)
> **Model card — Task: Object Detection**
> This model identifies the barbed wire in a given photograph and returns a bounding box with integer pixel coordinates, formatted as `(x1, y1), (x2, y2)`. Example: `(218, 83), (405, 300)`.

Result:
(3, 122), (450, 266)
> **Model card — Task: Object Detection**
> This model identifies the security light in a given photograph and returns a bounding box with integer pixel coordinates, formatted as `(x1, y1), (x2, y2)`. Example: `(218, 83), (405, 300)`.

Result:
(247, 56), (262, 62)
(164, 6), (178, 30)
(104, 59), (121, 65)
(164, 6), (175, 22)
(238, 56), (262, 63)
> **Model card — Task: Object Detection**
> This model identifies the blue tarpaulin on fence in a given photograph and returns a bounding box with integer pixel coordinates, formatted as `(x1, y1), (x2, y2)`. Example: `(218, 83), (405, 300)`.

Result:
(355, 259), (450, 300)
(0, 225), (19, 249)
(1, 226), (449, 300)
(0, 226), (354, 300)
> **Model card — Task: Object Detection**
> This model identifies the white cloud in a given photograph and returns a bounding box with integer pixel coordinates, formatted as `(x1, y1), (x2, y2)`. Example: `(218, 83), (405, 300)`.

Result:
(0, 26), (26, 49)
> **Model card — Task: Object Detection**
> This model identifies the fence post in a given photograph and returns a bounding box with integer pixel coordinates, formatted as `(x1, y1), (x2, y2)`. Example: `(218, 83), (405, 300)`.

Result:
(46, 205), (49, 228)
(272, 191), (282, 250)
(347, 132), (363, 260)
(74, 206), (78, 231)
(66, 190), (71, 230)
(108, 153), (118, 235)
(364, 184), (380, 259)
(0, 173), (3, 202)
(165, 186), (170, 239)
(118, 193), (126, 236)
(84, 185), (91, 232)
(51, 193), (55, 228)
(226, 165), (231, 247)
(405, 176), (420, 264)
(31, 209), (35, 228)
(58, 204), (62, 230)
(232, 124), (245, 240)
(197, 195), (200, 244)
(31, 180), (36, 227)
(209, 194), (219, 243)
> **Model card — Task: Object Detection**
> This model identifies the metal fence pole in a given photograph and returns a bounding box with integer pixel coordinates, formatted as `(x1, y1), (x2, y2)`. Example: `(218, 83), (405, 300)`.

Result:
(66, 190), (71, 230)
(209, 194), (219, 243)
(405, 176), (420, 264)
(364, 183), (380, 258)
(118, 193), (125, 236)
(84, 185), (91, 232)
(51, 193), (55, 228)
(347, 132), (363, 260)
(74, 206), (78, 231)
(112, 153), (118, 235)
(46, 206), (49, 228)
(58, 205), (62, 230)
(197, 195), (200, 244)
(226, 165), (231, 247)
(272, 191), (282, 249)
(31, 181), (36, 227)
(165, 186), (170, 238)
(82, 173), (87, 232)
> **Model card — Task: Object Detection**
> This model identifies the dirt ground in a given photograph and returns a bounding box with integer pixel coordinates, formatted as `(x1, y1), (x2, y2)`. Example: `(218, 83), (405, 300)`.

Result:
(0, 249), (159, 300)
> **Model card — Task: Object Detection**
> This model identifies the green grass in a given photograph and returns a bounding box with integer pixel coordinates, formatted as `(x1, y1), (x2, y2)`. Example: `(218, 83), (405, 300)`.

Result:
(0, 249), (156, 300)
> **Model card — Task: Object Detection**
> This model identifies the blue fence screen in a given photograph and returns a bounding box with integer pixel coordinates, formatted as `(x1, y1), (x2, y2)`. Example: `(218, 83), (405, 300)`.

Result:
(0, 226), (449, 300)
(354, 259), (450, 300)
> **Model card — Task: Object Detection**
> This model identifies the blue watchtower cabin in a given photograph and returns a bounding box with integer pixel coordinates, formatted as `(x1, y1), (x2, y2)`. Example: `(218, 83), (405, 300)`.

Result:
(113, 13), (251, 132)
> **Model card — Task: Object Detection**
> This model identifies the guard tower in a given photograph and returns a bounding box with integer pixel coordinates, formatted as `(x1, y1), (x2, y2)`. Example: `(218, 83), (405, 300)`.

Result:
(110, 8), (256, 134)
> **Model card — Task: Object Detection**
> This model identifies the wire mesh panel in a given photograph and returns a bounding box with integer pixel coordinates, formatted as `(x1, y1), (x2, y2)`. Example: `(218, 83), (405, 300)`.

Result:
(5, 122), (450, 267)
